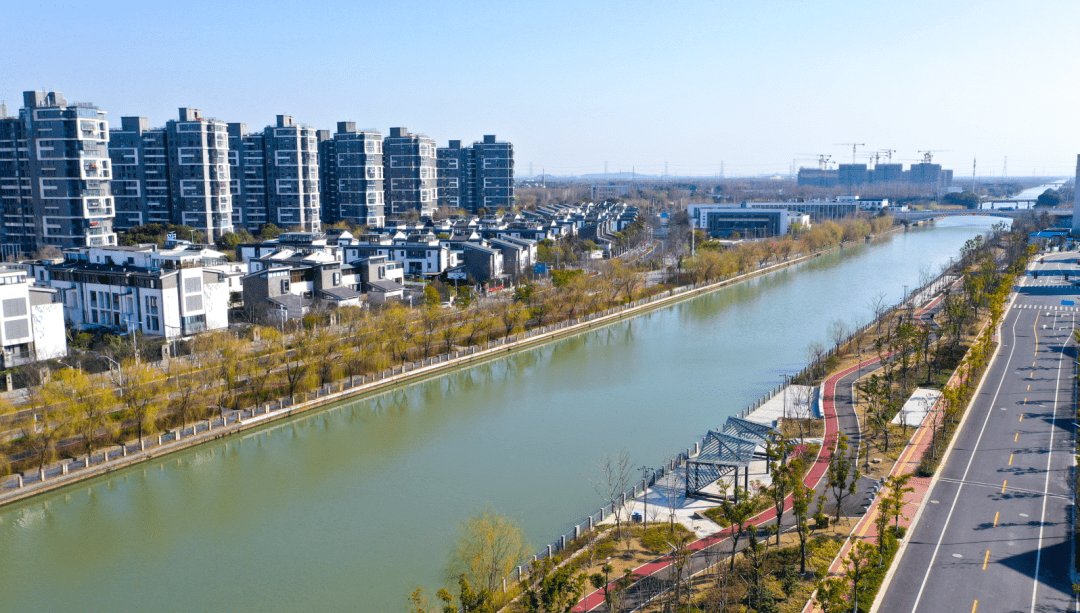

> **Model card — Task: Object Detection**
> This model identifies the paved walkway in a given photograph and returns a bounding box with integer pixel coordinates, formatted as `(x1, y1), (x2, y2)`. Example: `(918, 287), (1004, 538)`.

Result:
(573, 279), (953, 612)
(573, 356), (874, 612)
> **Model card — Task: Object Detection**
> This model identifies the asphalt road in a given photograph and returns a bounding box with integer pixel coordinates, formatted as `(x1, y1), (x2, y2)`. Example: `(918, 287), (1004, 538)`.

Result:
(877, 250), (1077, 613)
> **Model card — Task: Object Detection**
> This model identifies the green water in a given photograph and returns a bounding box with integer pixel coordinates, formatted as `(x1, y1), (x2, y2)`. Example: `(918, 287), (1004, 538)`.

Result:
(0, 218), (1002, 612)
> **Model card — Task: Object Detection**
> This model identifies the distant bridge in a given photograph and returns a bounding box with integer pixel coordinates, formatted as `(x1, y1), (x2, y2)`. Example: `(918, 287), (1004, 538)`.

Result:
(891, 206), (1072, 222)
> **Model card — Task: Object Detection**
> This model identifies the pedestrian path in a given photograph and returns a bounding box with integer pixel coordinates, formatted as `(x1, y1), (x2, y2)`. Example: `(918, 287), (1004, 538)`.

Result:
(573, 357), (873, 612)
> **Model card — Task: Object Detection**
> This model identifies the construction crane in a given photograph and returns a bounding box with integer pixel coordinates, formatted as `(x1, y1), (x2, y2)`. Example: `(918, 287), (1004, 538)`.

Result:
(877, 149), (896, 164)
(917, 150), (951, 163)
(834, 143), (865, 164)
(817, 154), (832, 170)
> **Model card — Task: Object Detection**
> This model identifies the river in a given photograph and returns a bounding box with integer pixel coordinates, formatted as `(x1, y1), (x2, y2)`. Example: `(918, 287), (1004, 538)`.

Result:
(0, 217), (1005, 612)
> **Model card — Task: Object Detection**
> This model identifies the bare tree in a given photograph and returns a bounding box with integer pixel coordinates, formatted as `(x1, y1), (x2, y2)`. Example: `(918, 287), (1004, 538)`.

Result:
(593, 449), (633, 542)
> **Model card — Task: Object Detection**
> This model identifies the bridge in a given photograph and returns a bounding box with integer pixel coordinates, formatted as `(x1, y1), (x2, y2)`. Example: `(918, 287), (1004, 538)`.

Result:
(891, 206), (1072, 222)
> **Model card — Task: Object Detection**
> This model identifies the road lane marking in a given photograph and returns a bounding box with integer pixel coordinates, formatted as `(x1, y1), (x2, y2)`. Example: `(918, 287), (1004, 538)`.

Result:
(1015, 432), (1019, 442)
(1020, 414), (1024, 422)
(983, 550), (990, 570)
(1024, 398), (1028, 403)
(1002, 480), (1008, 493)
(993, 511), (999, 527)
(1027, 384), (1030, 390)
(1009, 454), (1014, 465)
(909, 303), (1022, 613)
(1030, 300), (1068, 612)
(972, 600), (978, 613)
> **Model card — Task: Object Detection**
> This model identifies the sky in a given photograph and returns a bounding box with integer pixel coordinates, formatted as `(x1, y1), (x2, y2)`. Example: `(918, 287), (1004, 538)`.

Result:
(2, 0), (1078, 178)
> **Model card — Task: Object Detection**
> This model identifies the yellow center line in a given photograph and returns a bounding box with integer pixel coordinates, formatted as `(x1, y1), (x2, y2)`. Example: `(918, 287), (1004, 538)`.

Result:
(1024, 398), (1027, 404)
(983, 549), (991, 570)
(1027, 384), (1031, 390)
(1009, 454), (1014, 465)
(1015, 432), (1019, 442)
(972, 600), (979, 613)
(1001, 480), (1008, 493)
(993, 511), (1000, 527)
(1020, 413), (1024, 422)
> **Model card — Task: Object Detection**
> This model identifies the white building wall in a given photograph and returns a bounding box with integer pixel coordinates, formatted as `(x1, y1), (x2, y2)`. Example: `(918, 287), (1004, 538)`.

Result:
(31, 303), (66, 360)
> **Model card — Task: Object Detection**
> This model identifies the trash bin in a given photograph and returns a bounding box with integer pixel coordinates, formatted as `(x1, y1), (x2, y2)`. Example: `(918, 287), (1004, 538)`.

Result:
(631, 512), (642, 523)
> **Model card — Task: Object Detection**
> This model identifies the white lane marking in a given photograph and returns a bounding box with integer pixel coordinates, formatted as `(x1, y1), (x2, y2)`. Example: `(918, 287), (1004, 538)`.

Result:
(909, 295), (1021, 613)
(1031, 308), (1068, 611)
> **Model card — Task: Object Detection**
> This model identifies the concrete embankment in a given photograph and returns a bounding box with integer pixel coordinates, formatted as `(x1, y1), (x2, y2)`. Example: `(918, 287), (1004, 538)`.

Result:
(0, 234), (895, 509)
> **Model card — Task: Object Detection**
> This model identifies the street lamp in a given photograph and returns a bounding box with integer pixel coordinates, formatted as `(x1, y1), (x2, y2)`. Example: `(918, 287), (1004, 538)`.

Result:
(638, 465), (652, 530)
(102, 354), (123, 397)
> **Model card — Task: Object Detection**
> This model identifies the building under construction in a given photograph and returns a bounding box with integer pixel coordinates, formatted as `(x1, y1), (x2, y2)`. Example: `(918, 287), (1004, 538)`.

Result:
(798, 162), (953, 190)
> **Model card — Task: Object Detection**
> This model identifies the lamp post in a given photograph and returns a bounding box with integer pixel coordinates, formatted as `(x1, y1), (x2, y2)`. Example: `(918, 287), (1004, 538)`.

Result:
(638, 465), (652, 530)
(102, 355), (123, 397)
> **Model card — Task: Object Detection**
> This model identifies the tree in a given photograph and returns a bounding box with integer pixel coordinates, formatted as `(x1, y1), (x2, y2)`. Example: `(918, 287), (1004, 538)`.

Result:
(1035, 189), (1061, 208)
(22, 371), (75, 470)
(447, 506), (530, 595)
(766, 448), (794, 544)
(424, 284), (441, 306)
(499, 304), (525, 338)
(117, 361), (163, 445)
(282, 341), (313, 399)
(524, 562), (587, 613)
(719, 490), (758, 572)
(592, 450), (633, 541)
(417, 305), (441, 358)
(63, 368), (113, 455)
(827, 435), (860, 521)
(790, 459), (813, 573)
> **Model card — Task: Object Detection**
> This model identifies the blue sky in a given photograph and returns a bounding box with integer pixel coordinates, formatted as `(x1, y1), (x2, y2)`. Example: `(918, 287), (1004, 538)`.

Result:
(3, 0), (1078, 177)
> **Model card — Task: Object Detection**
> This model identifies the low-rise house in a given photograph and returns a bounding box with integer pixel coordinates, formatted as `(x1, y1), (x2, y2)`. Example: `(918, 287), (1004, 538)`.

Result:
(40, 243), (230, 338)
(0, 266), (67, 367)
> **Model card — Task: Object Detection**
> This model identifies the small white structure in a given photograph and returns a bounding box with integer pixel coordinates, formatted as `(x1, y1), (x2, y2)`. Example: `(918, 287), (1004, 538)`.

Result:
(892, 388), (942, 427)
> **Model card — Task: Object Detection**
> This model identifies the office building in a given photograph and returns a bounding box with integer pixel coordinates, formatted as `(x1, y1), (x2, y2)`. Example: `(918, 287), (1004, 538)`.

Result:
(165, 108), (233, 241)
(0, 91), (117, 255)
(437, 135), (514, 213)
(687, 203), (790, 238)
(319, 122), (384, 226)
(109, 117), (170, 229)
(384, 127), (437, 217)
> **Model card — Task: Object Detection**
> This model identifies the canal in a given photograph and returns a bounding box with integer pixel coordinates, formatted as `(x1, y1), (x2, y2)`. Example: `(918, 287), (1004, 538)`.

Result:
(0, 217), (1004, 612)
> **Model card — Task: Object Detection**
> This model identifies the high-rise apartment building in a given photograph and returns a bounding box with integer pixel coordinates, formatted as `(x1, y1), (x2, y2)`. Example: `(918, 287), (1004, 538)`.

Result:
(383, 127), (437, 218)
(474, 135), (514, 212)
(319, 122), (384, 226)
(165, 109), (233, 241)
(227, 123), (267, 232)
(437, 140), (472, 210)
(109, 117), (170, 229)
(437, 135), (514, 213)
(0, 106), (34, 256)
(263, 115), (320, 232)
(0, 92), (117, 254)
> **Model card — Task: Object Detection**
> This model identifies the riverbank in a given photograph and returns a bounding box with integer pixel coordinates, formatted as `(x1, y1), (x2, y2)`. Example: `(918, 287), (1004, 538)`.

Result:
(0, 226), (921, 510)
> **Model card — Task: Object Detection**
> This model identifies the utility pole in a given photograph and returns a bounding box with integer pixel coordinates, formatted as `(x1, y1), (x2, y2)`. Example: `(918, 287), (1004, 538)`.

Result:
(971, 157), (977, 193)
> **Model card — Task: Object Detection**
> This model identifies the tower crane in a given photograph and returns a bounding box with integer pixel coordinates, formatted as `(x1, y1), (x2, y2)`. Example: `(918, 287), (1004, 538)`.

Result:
(878, 149), (896, 164)
(917, 150), (951, 163)
(834, 143), (866, 164)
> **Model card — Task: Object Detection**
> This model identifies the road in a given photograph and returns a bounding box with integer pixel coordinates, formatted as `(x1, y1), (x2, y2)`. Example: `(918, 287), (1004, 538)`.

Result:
(877, 251), (1077, 613)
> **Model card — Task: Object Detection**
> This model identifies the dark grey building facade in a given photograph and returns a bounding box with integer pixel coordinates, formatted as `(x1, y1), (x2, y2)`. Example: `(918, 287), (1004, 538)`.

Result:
(0, 91), (117, 255)
(165, 108), (233, 241)
(319, 122), (384, 226)
(383, 127), (437, 218)
(437, 135), (514, 213)
(109, 117), (170, 229)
